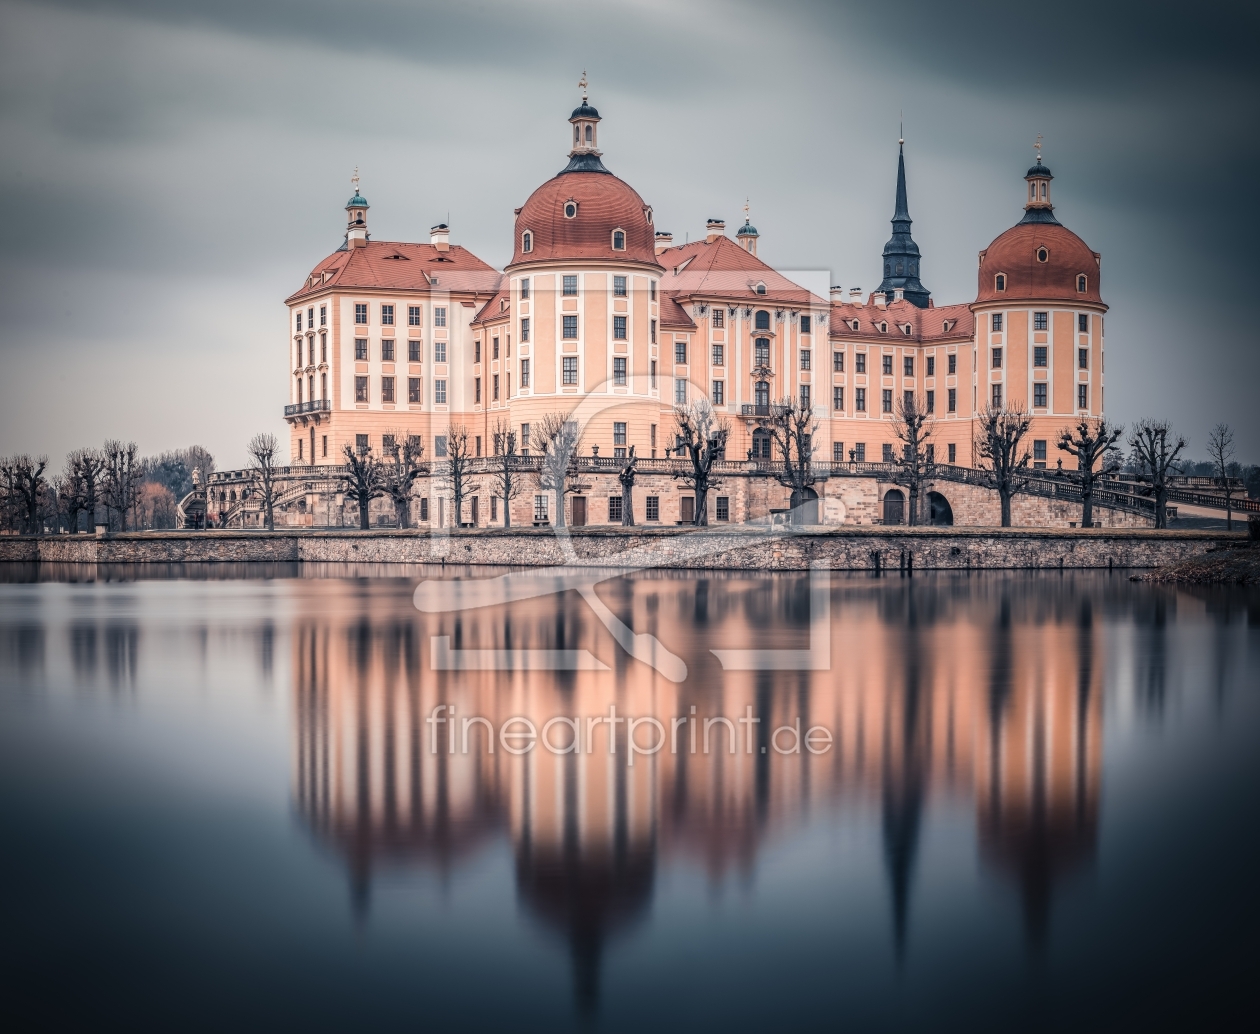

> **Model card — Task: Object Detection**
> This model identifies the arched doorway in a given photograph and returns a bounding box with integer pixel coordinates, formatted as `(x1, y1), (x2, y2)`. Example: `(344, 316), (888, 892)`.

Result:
(928, 491), (954, 526)
(790, 487), (819, 525)
(883, 489), (905, 526)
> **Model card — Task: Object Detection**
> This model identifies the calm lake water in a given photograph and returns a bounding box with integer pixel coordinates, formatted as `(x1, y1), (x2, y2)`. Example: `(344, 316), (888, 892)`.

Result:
(1, 563), (1257, 1032)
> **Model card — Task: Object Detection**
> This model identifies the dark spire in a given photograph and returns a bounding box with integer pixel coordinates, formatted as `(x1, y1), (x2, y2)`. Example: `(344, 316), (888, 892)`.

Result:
(876, 139), (932, 308)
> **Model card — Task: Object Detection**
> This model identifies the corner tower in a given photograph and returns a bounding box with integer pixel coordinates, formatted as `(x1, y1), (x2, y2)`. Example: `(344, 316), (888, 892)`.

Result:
(344, 168), (369, 249)
(876, 140), (931, 307)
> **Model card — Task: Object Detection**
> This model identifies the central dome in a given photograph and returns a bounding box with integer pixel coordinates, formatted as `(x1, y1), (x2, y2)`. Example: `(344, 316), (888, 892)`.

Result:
(976, 222), (1102, 304)
(510, 171), (659, 268)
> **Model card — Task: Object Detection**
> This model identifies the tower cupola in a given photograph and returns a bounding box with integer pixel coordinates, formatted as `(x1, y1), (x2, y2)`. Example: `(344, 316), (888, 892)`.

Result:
(345, 168), (369, 249)
(562, 71), (609, 174)
(875, 138), (931, 308)
(1019, 136), (1060, 225)
(736, 198), (759, 255)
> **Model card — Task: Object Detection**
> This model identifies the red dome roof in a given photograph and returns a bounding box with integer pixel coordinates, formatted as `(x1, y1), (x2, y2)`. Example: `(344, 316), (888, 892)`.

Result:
(510, 171), (659, 268)
(975, 221), (1103, 306)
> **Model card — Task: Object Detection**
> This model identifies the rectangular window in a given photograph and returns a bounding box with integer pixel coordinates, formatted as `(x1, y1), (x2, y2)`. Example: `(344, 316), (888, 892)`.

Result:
(904, 389), (914, 411)
(613, 422), (627, 446)
(475, 340), (481, 363)
(1078, 384), (1088, 409)
(882, 355), (893, 375)
(674, 378), (687, 405)
(493, 374), (500, 400)
(382, 376), (395, 403)
(948, 387), (957, 412)
(381, 304), (394, 326)
(613, 275), (627, 297)
(520, 359), (530, 387)
(948, 353), (957, 375)
(755, 339), (770, 366)
(613, 315), (627, 340)
(520, 278), (530, 299)
(833, 351), (844, 372)
(855, 443), (866, 462)
(800, 315), (811, 335)
(435, 379), (447, 404)
(882, 389), (893, 413)
(320, 305), (327, 326)
(381, 339), (395, 361)
(926, 390), (935, 413)
(883, 443), (895, 463)
(408, 305), (421, 326)
(650, 280), (657, 301)
(355, 433), (369, 454)
(991, 313), (1002, 332)
(712, 308), (724, 328)
(712, 344), (724, 366)
(851, 353), (865, 375)
(903, 356), (914, 376)
(992, 384), (1003, 408)
(434, 307), (447, 327)
(646, 496), (660, 521)
(1034, 311), (1048, 331)
(354, 376), (368, 403)
(1079, 347), (1088, 369)
(674, 341), (687, 364)
(926, 356), (935, 376)
(614, 357), (627, 386)
(992, 348), (1003, 368)
(563, 315), (578, 339)
(563, 357), (578, 385)
(1034, 345), (1047, 367)
(322, 434), (328, 457)
(435, 436), (448, 458)
(1033, 439), (1047, 461)
(475, 436), (482, 457)
(296, 312), (303, 333)
(833, 441), (845, 462)
(926, 443), (935, 464)
(354, 303), (367, 325)
(1033, 382), (1047, 407)
(321, 334), (327, 362)
(609, 495), (623, 522)
(434, 341), (447, 363)
(948, 443), (956, 464)
(1078, 313), (1088, 333)
(493, 337), (500, 359)
(419, 497), (429, 522)
(409, 340), (421, 362)
(650, 424), (657, 448)
(856, 387), (866, 412)
(563, 275), (578, 296)
(801, 349), (811, 370)
(355, 338), (368, 360)
(650, 319), (657, 344)
(521, 424), (530, 452)
(408, 377), (421, 403)
(801, 385), (811, 408)
(833, 386), (844, 411)
(716, 496), (729, 521)
(296, 341), (303, 367)
(712, 380), (724, 404)
(474, 378), (481, 403)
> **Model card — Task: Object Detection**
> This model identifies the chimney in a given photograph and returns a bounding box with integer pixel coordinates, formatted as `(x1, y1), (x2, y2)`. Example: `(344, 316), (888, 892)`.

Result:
(705, 218), (725, 243)
(849, 287), (864, 306)
(654, 231), (674, 255)
(830, 285), (845, 304)
(430, 223), (450, 252)
(873, 291), (887, 308)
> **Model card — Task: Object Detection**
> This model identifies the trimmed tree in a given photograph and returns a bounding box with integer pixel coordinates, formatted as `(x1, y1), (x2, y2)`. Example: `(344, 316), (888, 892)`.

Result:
(0, 455), (48, 534)
(1206, 422), (1236, 531)
(247, 432), (281, 531)
(379, 432), (427, 528)
(1056, 417), (1124, 529)
(764, 395), (819, 524)
(437, 424), (479, 527)
(973, 403), (1033, 527)
(533, 411), (584, 527)
(617, 445), (637, 526)
(889, 392), (935, 526)
(672, 398), (730, 526)
(1128, 419), (1186, 530)
(342, 439), (384, 530)
(490, 419), (525, 528)
(102, 440), (140, 531)
(62, 448), (107, 532)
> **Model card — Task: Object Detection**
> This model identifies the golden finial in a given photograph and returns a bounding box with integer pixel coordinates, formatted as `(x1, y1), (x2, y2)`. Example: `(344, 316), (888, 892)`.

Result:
(743, 198), (750, 221)
(578, 70), (588, 102)
(350, 166), (360, 195)
(1034, 133), (1043, 163)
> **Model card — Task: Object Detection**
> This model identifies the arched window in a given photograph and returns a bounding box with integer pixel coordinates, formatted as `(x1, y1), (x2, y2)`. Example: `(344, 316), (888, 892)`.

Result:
(585, 124), (592, 143)
(574, 125), (580, 144)
(879, 322), (887, 333)
(522, 231), (532, 253)
(755, 282), (767, 295)
(1037, 247), (1048, 262)
(754, 309), (770, 330)
(612, 229), (625, 250)
(356, 213), (363, 224)
(1077, 274), (1087, 292)
(995, 274), (1006, 292)
(1030, 183), (1036, 200)
(564, 202), (577, 218)
(1040, 182), (1047, 199)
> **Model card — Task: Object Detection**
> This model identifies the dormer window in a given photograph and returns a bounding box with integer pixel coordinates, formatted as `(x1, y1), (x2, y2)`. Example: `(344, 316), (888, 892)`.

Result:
(1037, 247), (1049, 262)
(1077, 274), (1087, 293)
(612, 229), (625, 250)
(902, 324), (912, 336)
(942, 320), (953, 333)
(851, 319), (860, 331)
(755, 282), (767, 295)
(995, 274), (1006, 292)
(878, 322), (888, 334)
(563, 202), (578, 219)
(522, 231), (532, 253)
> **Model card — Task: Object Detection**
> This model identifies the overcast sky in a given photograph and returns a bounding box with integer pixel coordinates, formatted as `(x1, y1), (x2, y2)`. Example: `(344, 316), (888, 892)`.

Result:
(1, 0), (1256, 469)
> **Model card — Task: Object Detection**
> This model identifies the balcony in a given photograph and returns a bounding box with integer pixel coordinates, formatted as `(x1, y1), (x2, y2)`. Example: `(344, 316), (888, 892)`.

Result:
(284, 400), (331, 417)
(741, 404), (771, 417)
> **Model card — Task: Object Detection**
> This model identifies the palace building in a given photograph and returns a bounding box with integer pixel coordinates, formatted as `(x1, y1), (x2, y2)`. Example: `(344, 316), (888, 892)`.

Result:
(261, 89), (1109, 529)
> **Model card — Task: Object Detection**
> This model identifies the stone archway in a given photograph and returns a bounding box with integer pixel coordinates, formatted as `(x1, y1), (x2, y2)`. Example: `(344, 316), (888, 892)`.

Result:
(790, 487), (819, 525)
(883, 489), (905, 526)
(927, 491), (954, 526)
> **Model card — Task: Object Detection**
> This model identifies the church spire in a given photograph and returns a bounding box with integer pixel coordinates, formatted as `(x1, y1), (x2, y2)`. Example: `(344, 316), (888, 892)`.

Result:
(876, 137), (931, 308)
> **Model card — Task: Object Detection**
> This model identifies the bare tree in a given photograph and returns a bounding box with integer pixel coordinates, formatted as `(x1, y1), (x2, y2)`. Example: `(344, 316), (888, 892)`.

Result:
(61, 448), (107, 532)
(0, 455), (48, 534)
(1056, 417), (1125, 529)
(1129, 419), (1186, 530)
(1206, 422), (1237, 531)
(672, 398), (730, 526)
(435, 424), (480, 527)
(889, 393), (935, 526)
(618, 446), (637, 526)
(764, 395), (819, 524)
(973, 403), (1033, 527)
(102, 440), (140, 531)
(534, 411), (585, 527)
(342, 440), (385, 530)
(490, 419), (525, 528)
(248, 433), (281, 531)
(378, 432), (427, 528)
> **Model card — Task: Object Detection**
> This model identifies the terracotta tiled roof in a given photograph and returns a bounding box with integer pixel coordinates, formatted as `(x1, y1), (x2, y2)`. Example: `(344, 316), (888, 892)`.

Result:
(657, 236), (825, 307)
(976, 221), (1104, 306)
(471, 287), (511, 327)
(659, 292), (696, 329)
(510, 170), (660, 268)
(828, 299), (974, 343)
(285, 240), (502, 303)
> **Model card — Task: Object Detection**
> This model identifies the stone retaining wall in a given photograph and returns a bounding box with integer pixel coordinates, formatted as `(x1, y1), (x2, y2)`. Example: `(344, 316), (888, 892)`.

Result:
(0, 527), (1238, 571)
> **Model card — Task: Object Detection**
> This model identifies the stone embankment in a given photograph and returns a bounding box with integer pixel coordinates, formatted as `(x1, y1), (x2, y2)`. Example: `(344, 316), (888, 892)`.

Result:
(1135, 519), (1260, 585)
(0, 526), (1242, 572)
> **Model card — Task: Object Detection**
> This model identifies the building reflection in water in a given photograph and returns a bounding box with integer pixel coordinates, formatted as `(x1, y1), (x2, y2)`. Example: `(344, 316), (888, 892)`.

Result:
(290, 574), (1102, 1008)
